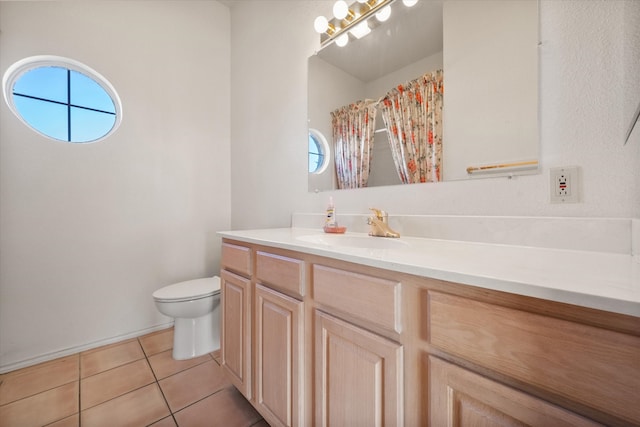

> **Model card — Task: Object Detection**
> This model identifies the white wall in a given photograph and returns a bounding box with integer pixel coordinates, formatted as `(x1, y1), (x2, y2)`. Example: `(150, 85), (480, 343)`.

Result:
(229, 1), (318, 229)
(0, 1), (231, 371)
(230, 0), (639, 227)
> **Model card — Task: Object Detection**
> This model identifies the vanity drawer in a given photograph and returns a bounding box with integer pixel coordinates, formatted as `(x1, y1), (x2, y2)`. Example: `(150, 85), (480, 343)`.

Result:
(313, 265), (401, 334)
(256, 251), (305, 298)
(221, 242), (252, 277)
(428, 291), (640, 425)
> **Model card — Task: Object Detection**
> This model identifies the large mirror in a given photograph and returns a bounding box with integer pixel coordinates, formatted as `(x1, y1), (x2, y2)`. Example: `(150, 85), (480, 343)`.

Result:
(308, 0), (539, 192)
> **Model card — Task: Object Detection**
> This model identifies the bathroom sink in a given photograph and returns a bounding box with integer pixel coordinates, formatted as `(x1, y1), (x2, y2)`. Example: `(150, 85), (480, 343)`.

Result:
(296, 234), (409, 250)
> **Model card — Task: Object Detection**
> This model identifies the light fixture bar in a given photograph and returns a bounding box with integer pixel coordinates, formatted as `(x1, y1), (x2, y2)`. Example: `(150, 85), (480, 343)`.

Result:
(319, 0), (397, 48)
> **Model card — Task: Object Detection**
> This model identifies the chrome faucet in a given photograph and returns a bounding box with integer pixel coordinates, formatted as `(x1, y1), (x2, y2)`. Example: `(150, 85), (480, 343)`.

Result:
(367, 208), (400, 238)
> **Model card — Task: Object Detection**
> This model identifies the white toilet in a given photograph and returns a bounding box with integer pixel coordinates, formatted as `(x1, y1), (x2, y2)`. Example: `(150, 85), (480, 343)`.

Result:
(152, 276), (221, 360)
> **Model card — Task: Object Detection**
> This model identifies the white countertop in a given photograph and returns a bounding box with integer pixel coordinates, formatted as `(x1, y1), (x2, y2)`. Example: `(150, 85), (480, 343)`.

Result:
(219, 227), (640, 317)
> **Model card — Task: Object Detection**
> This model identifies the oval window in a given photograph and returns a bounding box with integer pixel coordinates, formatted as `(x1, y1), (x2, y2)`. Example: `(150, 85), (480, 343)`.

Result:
(309, 128), (330, 174)
(2, 56), (122, 143)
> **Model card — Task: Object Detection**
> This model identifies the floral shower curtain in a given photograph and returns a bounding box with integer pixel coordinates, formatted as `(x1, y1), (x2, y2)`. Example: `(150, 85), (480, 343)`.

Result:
(331, 100), (377, 189)
(380, 70), (444, 184)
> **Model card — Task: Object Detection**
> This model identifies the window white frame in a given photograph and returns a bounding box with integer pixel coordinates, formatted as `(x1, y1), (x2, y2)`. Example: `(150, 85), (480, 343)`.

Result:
(309, 127), (330, 174)
(2, 55), (123, 143)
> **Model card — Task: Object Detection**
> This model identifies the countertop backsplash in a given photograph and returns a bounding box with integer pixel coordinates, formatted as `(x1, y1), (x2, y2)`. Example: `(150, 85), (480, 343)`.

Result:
(291, 213), (634, 255)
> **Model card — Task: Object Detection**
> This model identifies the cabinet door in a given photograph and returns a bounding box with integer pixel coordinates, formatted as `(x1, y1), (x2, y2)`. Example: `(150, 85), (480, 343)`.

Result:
(428, 291), (640, 424)
(255, 284), (304, 427)
(315, 310), (403, 427)
(221, 270), (252, 399)
(429, 357), (603, 427)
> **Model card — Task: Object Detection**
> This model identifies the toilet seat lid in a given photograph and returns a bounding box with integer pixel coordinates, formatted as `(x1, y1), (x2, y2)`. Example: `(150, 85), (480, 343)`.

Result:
(153, 276), (221, 302)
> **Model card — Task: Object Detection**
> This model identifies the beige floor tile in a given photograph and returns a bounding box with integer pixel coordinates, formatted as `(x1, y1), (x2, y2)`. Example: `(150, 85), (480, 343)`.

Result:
(173, 387), (261, 427)
(80, 383), (170, 427)
(139, 328), (174, 356)
(1, 329), (259, 426)
(149, 415), (178, 427)
(80, 359), (155, 409)
(80, 339), (144, 378)
(159, 359), (231, 412)
(148, 349), (212, 380)
(0, 381), (78, 427)
(45, 413), (79, 427)
(0, 354), (78, 405)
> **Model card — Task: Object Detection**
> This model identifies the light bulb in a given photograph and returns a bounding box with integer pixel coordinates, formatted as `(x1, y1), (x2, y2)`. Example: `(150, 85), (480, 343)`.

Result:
(335, 33), (349, 47)
(403, 0), (419, 6)
(333, 0), (349, 20)
(375, 5), (391, 22)
(356, 0), (368, 2)
(350, 20), (371, 39)
(314, 16), (329, 33)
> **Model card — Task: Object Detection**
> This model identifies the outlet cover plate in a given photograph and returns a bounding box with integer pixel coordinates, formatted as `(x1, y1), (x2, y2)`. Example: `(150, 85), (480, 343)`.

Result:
(550, 166), (580, 203)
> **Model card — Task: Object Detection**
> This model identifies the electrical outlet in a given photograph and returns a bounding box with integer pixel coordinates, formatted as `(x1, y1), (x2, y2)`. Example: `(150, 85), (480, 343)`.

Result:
(550, 166), (579, 203)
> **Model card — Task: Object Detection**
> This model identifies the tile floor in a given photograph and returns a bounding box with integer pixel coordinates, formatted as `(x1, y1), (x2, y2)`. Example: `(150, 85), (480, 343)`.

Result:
(0, 328), (269, 427)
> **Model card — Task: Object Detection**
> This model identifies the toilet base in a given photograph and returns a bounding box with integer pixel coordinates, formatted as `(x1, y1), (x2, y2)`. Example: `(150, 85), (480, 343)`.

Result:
(172, 310), (220, 360)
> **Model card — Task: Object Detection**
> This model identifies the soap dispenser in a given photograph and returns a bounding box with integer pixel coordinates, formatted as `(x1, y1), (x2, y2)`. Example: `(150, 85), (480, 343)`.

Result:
(323, 197), (346, 233)
(325, 197), (336, 228)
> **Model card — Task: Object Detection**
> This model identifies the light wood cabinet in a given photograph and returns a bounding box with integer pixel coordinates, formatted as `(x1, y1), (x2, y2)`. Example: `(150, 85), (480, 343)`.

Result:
(255, 284), (304, 427)
(221, 238), (640, 426)
(256, 251), (305, 298)
(220, 269), (252, 399)
(221, 243), (306, 427)
(313, 264), (402, 334)
(314, 310), (403, 427)
(427, 291), (640, 424)
(222, 242), (252, 276)
(429, 357), (603, 427)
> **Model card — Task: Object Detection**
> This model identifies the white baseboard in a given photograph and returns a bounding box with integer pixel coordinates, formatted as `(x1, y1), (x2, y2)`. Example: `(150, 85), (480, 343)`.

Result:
(0, 322), (174, 374)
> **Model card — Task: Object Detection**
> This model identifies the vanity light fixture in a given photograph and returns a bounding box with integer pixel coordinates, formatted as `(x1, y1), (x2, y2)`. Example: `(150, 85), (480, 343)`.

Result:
(314, 0), (412, 48)
(313, 16), (330, 34)
(335, 33), (350, 47)
(375, 5), (392, 22)
(333, 0), (352, 20)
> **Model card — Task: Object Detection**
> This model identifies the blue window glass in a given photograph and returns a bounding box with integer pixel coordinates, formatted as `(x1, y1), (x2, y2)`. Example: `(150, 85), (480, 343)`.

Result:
(70, 70), (115, 114)
(3, 56), (122, 143)
(71, 107), (117, 143)
(13, 66), (68, 104)
(14, 96), (68, 141)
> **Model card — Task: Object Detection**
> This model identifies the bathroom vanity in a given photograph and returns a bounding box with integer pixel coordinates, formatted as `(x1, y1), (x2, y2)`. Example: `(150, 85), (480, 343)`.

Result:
(218, 225), (639, 427)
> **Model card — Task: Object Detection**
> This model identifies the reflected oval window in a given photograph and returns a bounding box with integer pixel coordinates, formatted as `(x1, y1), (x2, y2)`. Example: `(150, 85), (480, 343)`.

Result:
(309, 128), (330, 174)
(2, 56), (122, 143)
